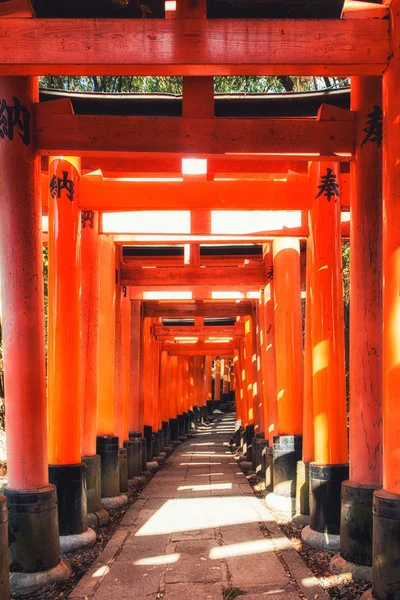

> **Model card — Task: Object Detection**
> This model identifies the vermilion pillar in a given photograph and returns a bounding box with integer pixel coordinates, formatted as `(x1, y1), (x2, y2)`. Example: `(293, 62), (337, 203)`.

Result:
(80, 209), (108, 525)
(0, 77), (64, 588)
(267, 238), (302, 513)
(335, 76), (383, 573)
(169, 355), (180, 442)
(129, 301), (143, 435)
(302, 162), (348, 549)
(142, 318), (155, 459)
(295, 240), (314, 520)
(263, 245), (277, 446)
(48, 156), (95, 549)
(366, 4), (400, 597)
(252, 311), (264, 435)
(97, 235), (123, 502)
(214, 356), (221, 407)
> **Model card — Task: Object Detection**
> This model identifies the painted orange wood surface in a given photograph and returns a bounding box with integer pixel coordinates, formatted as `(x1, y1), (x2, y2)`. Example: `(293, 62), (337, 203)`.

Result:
(244, 316), (254, 425)
(114, 260), (125, 446)
(350, 76), (382, 485)
(169, 355), (179, 419)
(263, 245), (278, 445)
(143, 301), (254, 319)
(122, 294), (131, 441)
(122, 265), (266, 287)
(273, 238), (303, 435)
(36, 114), (354, 158)
(302, 240), (314, 464)
(258, 290), (269, 437)
(154, 325), (244, 339)
(41, 175), (351, 212)
(310, 162), (347, 466)
(79, 156), (309, 177)
(97, 234), (116, 436)
(48, 157), (81, 465)
(159, 350), (169, 424)
(382, 0), (400, 495)
(0, 17), (388, 76)
(203, 355), (213, 404)
(214, 358), (221, 401)
(142, 318), (153, 428)
(151, 339), (161, 431)
(81, 210), (100, 457)
(0, 76), (49, 489)
(129, 300), (142, 432)
(254, 309), (265, 434)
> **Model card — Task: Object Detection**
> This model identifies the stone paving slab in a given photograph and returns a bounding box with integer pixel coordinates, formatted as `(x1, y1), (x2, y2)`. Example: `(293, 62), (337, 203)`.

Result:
(70, 415), (330, 600)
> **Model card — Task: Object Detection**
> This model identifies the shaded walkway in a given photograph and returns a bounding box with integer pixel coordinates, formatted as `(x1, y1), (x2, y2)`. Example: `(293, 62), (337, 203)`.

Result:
(71, 416), (329, 600)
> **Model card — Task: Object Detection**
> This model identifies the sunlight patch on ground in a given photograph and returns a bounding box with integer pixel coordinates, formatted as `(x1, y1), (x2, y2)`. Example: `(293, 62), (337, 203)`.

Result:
(134, 553), (181, 566)
(135, 497), (266, 537)
(177, 483), (233, 491)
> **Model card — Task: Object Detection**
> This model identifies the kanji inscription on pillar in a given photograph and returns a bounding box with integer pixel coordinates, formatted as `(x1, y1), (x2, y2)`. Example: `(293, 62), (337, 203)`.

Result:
(361, 105), (383, 148)
(50, 171), (75, 202)
(81, 210), (95, 228)
(315, 168), (340, 202)
(267, 265), (274, 280)
(0, 97), (31, 146)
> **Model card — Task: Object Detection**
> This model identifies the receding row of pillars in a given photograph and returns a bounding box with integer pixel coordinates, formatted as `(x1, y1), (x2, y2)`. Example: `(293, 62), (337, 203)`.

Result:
(1, 65), (400, 600)
(230, 74), (399, 600)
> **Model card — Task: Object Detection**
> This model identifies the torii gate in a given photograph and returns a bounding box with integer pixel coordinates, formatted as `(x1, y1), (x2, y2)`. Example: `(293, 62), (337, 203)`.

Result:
(0, 1), (397, 599)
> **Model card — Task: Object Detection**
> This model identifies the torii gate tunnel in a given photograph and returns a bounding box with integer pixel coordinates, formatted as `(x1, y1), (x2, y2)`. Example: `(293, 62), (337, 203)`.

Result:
(0, 0), (399, 599)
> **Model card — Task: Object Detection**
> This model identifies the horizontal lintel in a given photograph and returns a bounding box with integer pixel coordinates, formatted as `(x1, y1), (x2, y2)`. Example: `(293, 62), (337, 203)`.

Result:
(0, 17), (389, 76)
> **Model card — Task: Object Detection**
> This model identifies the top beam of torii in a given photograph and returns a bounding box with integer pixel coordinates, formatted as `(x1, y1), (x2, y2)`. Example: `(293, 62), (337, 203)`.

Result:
(0, 2), (389, 77)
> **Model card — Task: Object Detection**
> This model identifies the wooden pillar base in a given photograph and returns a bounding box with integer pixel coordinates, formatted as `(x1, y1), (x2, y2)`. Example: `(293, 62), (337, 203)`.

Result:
(96, 436), (120, 499)
(309, 463), (349, 536)
(143, 426), (154, 461)
(82, 454), (109, 528)
(340, 482), (379, 568)
(371, 489), (400, 600)
(48, 464), (88, 537)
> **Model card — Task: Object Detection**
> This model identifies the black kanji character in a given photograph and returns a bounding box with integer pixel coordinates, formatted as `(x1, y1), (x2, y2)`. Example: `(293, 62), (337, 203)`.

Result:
(315, 168), (340, 202)
(0, 97), (31, 146)
(361, 105), (383, 148)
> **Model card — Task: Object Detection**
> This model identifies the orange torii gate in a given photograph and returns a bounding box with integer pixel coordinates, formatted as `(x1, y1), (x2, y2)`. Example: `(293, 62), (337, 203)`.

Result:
(0, 1), (397, 599)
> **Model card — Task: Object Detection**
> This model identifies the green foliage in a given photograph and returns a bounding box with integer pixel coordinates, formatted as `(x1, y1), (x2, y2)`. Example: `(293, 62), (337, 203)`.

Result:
(39, 75), (349, 95)
(222, 586), (246, 600)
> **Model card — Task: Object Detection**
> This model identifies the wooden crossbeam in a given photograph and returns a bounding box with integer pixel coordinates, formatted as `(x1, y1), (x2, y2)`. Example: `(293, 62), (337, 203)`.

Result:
(143, 301), (254, 318)
(163, 342), (237, 355)
(0, 16), (388, 76)
(41, 175), (350, 211)
(78, 156), (309, 178)
(153, 324), (245, 339)
(121, 265), (266, 287)
(123, 256), (264, 267)
(36, 113), (354, 158)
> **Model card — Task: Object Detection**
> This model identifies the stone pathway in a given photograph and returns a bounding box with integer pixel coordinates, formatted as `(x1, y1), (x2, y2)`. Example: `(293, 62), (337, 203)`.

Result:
(70, 415), (329, 600)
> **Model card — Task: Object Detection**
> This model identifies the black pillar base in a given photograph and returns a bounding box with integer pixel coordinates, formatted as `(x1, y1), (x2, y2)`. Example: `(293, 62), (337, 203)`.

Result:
(213, 400), (222, 412)
(5, 486), (60, 574)
(183, 411), (190, 435)
(48, 464), (87, 536)
(188, 410), (195, 431)
(119, 448), (128, 493)
(371, 489), (400, 600)
(206, 400), (214, 415)
(193, 406), (200, 423)
(244, 424), (255, 461)
(153, 431), (161, 457)
(169, 418), (179, 442)
(143, 425), (154, 460)
(178, 414), (186, 437)
(162, 421), (170, 446)
(272, 435), (302, 499)
(310, 462), (349, 535)
(265, 446), (273, 491)
(123, 441), (134, 480)
(96, 435), (120, 498)
(129, 438), (142, 477)
(340, 481), (378, 567)
(201, 405), (208, 422)
(0, 495), (10, 599)
(295, 460), (310, 517)
(129, 431), (142, 439)
(82, 454), (102, 515)
(158, 429), (165, 452)
(141, 438), (148, 471)
(252, 435), (267, 476)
